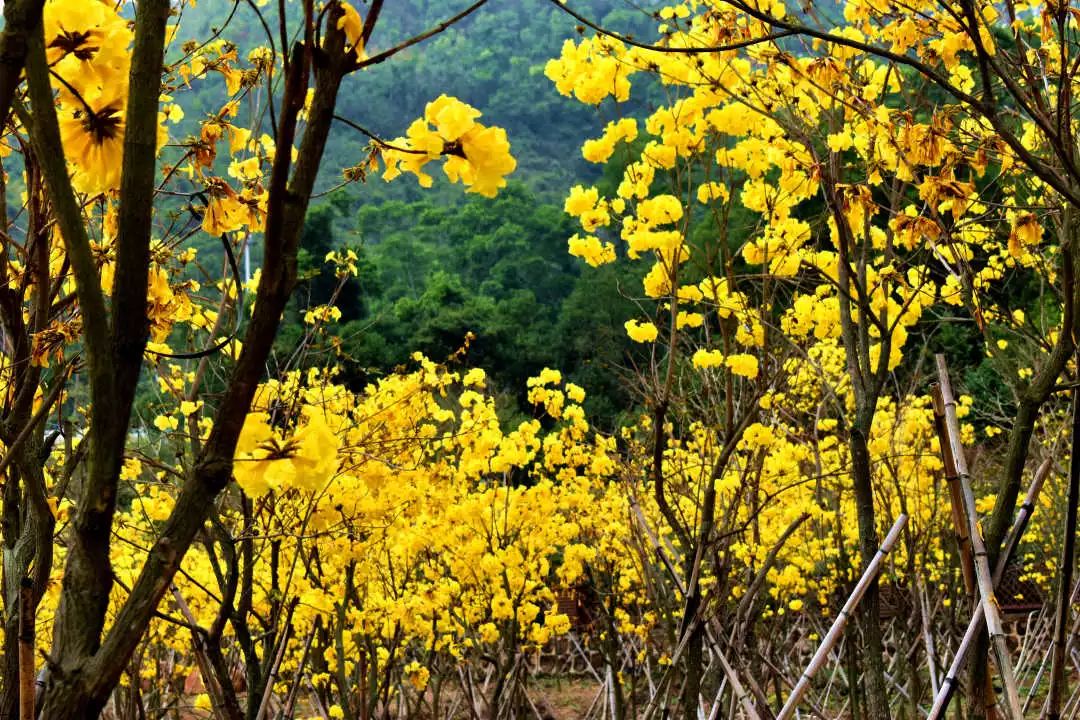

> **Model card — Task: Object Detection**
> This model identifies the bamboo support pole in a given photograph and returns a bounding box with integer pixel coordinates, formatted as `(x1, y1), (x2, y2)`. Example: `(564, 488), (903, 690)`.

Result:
(254, 599), (296, 720)
(712, 640), (763, 720)
(926, 459), (1049, 719)
(774, 513), (907, 720)
(170, 585), (228, 718)
(931, 383), (977, 598)
(918, 578), (940, 697)
(935, 355), (1023, 720)
(1001, 459), (1053, 572)
(631, 499), (685, 596)
(282, 623), (318, 719)
(933, 380), (1004, 715)
(18, 578), (33, 720)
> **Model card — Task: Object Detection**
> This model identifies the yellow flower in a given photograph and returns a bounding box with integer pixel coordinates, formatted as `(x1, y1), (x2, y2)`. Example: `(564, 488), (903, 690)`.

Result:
(565, 185), (599, 217)
(546, 613), (572, 636)
(289, 409), (341, 493)
(45, 0), (132, 102)
(691, 349), (724, 369)
(425, 95), (481, 142)
(491, 594), (514, 620)
(624, 320), (658, 343)
(726, 354), (759, 379)
(202, 180), (247, 235)
(58, 88), (127, 195)
(568, 234), (616, 267)
(404, 661), (430, 691)
(382, 97), (516, 197)
(742, 423), (775, 448)
(452, 125), (517, 198)
(1008, 212), (1042, 257)
(336, 2), (366, 58)
(676, 311), (703, 329)
(304, 304), (343, 325)
(478, 622), (500, 644)
(697, 182), (729, 204)
(462, 368), (486, 387)
(153, 415), (177, 432)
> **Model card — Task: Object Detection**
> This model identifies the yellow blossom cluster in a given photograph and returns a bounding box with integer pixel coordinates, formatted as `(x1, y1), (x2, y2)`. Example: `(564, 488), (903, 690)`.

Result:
(548, 0), (1067, 657)
(46, 0), (135, 194)
(381, 95), (517, 197)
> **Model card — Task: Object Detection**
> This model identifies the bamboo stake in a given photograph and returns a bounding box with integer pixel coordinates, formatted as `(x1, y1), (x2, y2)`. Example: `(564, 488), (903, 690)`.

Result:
(925, 443), (1051, 719)
(705, 676), (727, 720)
(933, 379), (1003, 719)
(281, 623), (318, 719)
(18, 578), (33, 720)
(936, 355), (1023, 720)
(712, 638), (763, 720)
(931, 383), (977, 598)
(303, 675), (331, 720)
(606, 665), (617, 720)
(1002, 459), (1052, 572)
(569, 633), (603, 684)
(774, 513), (907, 720)
(254, 599), (296, 720)
(631, 498), (685, 595)
(917, 578), (940, 697)
(1048, 388), (1080, 720)
(1027, 644), (1052, 716)
(170, 585), (229, 719)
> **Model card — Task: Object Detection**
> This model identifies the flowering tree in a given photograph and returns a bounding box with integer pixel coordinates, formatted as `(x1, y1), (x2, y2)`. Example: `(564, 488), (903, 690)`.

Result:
(0, 0), (516, 716)
(546, 0), (1080, 717)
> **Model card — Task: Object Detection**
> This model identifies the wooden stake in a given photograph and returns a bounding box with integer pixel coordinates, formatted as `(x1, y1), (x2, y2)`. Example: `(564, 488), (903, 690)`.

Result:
(774, 513), (907, 720)
(712, 639), (763, 720)
(934, 380), (1002, 720)
(170, 585), (228, 718)
(918, 577), (940, 697)
(254, 599), (296, 720)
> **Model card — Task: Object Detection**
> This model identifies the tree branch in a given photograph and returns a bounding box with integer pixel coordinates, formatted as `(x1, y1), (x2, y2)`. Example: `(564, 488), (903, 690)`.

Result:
(348, 0), (489, 72)
(0, 0), (45, 127)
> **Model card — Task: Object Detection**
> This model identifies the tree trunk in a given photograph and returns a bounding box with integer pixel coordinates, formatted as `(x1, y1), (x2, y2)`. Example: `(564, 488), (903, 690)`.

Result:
(850, 421), (890, 720)
(0, 612), (18, 720)
(680, 574), (703, 720)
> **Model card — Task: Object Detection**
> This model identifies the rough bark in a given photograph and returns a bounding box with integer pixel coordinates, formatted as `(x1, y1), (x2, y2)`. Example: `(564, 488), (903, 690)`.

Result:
(0, 0), (49, 708)
(0, 144), (53, 720)
(849, 418), (890, 720)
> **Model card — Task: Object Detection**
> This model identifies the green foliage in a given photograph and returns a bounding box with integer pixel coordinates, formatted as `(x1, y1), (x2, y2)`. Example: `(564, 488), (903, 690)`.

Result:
(275, 183), (643, 425)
